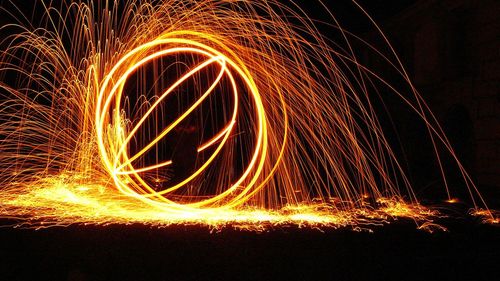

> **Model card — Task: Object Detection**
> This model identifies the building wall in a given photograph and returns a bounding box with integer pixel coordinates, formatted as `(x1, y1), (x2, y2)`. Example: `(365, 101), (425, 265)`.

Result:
(468, 0), (500, 188)
(364, 0), (499, 190)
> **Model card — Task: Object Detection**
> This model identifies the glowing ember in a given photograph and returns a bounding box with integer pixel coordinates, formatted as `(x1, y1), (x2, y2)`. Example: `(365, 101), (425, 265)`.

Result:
(0, 0), (496, 230)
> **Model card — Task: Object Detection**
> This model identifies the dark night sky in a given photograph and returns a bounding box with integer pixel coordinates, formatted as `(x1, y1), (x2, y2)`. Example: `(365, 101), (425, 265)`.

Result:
(0, 1), (499, 281)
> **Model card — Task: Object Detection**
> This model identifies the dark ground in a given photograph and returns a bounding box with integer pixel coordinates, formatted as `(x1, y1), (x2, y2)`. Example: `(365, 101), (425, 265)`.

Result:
(0, 217), (498, 281)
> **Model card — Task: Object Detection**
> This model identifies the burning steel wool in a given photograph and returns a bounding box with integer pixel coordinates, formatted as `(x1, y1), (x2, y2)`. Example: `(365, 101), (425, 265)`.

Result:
(0, 0), (497, 230)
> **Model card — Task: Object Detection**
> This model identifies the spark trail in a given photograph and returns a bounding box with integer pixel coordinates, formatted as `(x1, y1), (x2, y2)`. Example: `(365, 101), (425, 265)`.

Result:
(0, 0), (496, 230)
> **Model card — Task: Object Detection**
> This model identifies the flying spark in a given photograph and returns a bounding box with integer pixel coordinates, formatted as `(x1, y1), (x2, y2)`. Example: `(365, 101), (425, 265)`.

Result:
(0, 0), (496, 230)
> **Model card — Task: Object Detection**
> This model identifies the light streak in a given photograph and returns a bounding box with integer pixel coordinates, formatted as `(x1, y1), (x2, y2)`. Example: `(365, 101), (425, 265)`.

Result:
(0, 0), (496, 230)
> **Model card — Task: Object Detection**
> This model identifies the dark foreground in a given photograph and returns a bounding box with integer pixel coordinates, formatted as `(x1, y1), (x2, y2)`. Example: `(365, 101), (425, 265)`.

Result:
(0, 217), (498, 281)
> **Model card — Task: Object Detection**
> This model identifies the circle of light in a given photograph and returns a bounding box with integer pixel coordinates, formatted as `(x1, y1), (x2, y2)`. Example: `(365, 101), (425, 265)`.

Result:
(95, 33), (276, 210)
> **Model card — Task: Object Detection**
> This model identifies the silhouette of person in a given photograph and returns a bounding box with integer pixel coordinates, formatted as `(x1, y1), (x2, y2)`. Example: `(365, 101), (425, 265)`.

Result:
(169, 120), (199, 187)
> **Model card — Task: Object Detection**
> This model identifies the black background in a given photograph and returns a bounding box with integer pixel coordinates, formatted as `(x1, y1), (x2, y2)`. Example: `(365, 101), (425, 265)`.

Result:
(0, 218), (498, 281)
(0, 1), (499, 280)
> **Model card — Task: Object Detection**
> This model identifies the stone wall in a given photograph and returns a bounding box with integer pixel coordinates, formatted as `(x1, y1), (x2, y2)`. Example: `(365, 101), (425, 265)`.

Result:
(362, 0), (499, 190)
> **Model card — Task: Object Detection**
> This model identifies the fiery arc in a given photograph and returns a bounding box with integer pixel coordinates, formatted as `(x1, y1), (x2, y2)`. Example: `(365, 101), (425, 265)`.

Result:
(0, 0), (497, 229)
(96, 37), (273, 209)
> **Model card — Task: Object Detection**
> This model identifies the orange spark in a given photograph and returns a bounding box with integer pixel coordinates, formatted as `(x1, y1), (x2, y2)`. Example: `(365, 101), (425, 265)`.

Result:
(0, 0), (496, 230)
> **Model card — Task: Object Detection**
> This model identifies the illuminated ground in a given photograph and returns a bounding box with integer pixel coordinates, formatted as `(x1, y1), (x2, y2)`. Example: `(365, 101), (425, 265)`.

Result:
(0, 219), (498, 281)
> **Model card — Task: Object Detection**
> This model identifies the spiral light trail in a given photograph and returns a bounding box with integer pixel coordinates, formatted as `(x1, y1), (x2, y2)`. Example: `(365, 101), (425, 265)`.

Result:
(0, 0), (496, 230)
